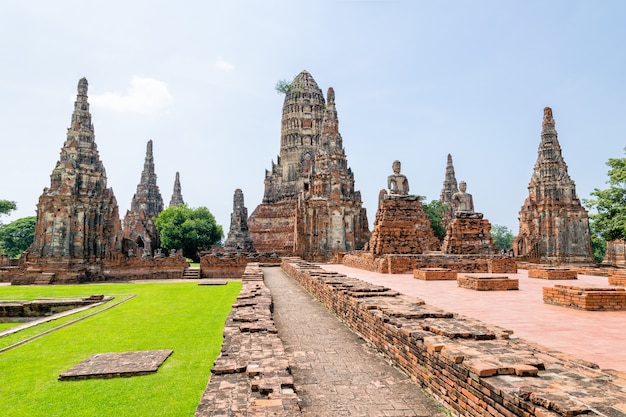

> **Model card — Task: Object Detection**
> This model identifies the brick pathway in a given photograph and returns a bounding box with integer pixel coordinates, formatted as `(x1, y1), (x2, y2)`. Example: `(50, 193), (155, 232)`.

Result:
(263, 267), (447, 417)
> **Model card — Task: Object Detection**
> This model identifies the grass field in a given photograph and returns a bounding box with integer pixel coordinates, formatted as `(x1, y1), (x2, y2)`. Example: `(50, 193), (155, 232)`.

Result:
(0, 281), (241, 417)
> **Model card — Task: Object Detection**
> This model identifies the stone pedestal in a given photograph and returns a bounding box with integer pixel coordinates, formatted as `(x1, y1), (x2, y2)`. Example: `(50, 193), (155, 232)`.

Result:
(543, 285), (626, 310)
(528, 268), (577, 280)
(457, 275), (518, 291)
(441, 217), (497, 255)
(369, 195), (439, 256)
(413, 268), (457, 280)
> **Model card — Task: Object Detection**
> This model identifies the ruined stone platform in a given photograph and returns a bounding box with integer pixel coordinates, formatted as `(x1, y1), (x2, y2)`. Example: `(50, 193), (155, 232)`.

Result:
(457, 275), (519, 291)
(59, 350), (172, 381)
(543, 285), (626, 311)
(291, 259), (626, 416)
(413, 268), (457, 280)
(528, 267), (578, 280)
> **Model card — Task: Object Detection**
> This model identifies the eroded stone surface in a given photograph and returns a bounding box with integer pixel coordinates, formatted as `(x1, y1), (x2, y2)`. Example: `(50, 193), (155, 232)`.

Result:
(514, 107), (594, 264)
(223, 189), (255, 252)
(59, 350), (172, 381)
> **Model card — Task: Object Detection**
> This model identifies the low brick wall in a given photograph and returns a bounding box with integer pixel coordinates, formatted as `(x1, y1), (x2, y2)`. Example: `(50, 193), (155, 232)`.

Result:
(195, 263), (300, 417)
(543, 285), (626, 311)
(528, 268), (578, 280)
(413, 268), (457, 280)
(457, 275), (519, 291)
(199, 252), (281, 278)
(282, 257), (626, 416)
(344, 252), (517, 274)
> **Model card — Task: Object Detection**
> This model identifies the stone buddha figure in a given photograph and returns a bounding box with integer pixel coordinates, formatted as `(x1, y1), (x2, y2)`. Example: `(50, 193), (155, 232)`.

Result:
(387, 160), (409, 195)
(452, 181), (482, 218)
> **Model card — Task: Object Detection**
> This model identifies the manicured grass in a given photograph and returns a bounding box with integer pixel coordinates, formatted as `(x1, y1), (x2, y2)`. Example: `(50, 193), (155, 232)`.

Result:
(0, 281), (241, 417)
(0, 322), (20, 331)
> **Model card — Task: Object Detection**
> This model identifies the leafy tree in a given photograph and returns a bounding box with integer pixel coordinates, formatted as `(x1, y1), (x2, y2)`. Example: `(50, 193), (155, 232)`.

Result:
(0, 216), (36, 258)
(584, 148), (626, 242)
(422, 200), (447, 241)
(491, 224), (515, 252)
(274, 79), (291, 94)
(0, 200), (17, 223)
(154, 205), (223, 262)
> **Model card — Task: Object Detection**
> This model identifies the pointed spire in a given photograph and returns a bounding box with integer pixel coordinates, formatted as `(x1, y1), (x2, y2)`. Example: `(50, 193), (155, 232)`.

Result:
(70, 77), (94, 134)
(129, 139), (163, 216)
(169, 171), (185, 207)
(530, 107), (573, 189)
(439, 154), (459, 206)
(321, 87), (341, 147)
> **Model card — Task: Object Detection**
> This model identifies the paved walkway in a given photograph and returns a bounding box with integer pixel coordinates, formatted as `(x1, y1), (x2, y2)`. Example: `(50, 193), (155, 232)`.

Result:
(263, 267), (447, 417)
(322, 265), (626, 373)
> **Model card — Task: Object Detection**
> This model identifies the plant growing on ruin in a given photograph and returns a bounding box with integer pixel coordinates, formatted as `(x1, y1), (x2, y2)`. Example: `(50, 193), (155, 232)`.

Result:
(154, 204), (223, 262)
(274, 78), (291, 94)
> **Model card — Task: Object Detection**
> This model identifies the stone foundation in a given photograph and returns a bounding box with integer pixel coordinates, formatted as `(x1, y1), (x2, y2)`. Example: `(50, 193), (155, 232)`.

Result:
(457, 275), (518, 291)
(441, 217), (498, 255)
(413, 268), (457, 280)
(282, 258), (626, 416)
(199, 252), (281, 278)
(609, 274), (626, 286)
(343, 251), (517, 274)
(528, 268), (578, 280)
(543, 285), (626, 311)
(195, 263), (300, 417)
(603, 239), (626, 267)
(0, 295), (109, 320)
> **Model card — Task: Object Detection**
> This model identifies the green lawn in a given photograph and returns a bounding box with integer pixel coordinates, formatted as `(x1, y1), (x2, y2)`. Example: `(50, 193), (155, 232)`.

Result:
(0, 281), (241, 417)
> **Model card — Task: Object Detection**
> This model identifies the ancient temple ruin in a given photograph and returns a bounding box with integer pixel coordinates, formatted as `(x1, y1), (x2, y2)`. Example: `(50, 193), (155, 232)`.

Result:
(21, 78), (123, 282)
(513, 107), (593, 264)
(368, 161), (440, 255)
(441, 181), (498, 255)
(169, 171), (185, 207)
(248, 71), (369, 259)
(223, 189), (255, 252)
(122, 140), (164, 256)
(439, 153), (459, 229)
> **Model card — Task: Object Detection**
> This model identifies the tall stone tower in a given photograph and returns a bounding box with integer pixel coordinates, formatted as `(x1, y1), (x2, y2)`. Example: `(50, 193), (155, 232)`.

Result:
(26, 78), (123, 281)
(248, 71), (370, 258)
(439, 153), (459, 229)
(123, 140), (164, 255)
(169, 171), (185, 207)
(223, 189), (255, 252)
(513, 107), (593, 264)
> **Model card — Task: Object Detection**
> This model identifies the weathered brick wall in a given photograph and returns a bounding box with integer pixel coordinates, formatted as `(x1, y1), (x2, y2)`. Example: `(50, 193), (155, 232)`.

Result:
(344, 252), (517, 274)
(603, 240), (626, 267)
(196, 263), (300, 417)
(543, 285), (626, 311)
(282, 257), (626, 416)
(609, 274), (626, 286)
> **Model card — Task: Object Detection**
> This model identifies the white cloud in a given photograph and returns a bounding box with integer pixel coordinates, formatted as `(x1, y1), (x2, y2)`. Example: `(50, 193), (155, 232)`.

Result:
(215, 58), (234, 72)
(90, 77), (173, 115)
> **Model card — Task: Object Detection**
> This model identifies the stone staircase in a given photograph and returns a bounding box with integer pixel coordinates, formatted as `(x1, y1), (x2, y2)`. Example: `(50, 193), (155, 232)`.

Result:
(34, 272), (55, 285)
(183, 267), (201, 279)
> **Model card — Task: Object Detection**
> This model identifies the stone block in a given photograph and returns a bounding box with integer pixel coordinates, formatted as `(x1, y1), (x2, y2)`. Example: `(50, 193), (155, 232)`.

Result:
(543, 285), (626, 310)
(413, 268), (457, 280)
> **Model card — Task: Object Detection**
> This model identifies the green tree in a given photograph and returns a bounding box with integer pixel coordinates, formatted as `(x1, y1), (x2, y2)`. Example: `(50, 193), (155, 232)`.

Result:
(0, 200), (17, 222)
(422, 200), (447, 242)
(584, 149), (626, 242)
(0, 216), (36, 258)
(583, 148), (626, 262)
(491, 224), (515, 252)
(154, 205), (223, 262)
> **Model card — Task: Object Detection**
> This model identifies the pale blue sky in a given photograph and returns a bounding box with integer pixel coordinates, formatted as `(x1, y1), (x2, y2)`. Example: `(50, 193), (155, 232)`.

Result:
(1, 1), (624, 234)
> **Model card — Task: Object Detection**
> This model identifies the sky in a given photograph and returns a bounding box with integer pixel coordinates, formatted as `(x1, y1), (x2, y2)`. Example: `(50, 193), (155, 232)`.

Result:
(1, 1), (625, 235)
